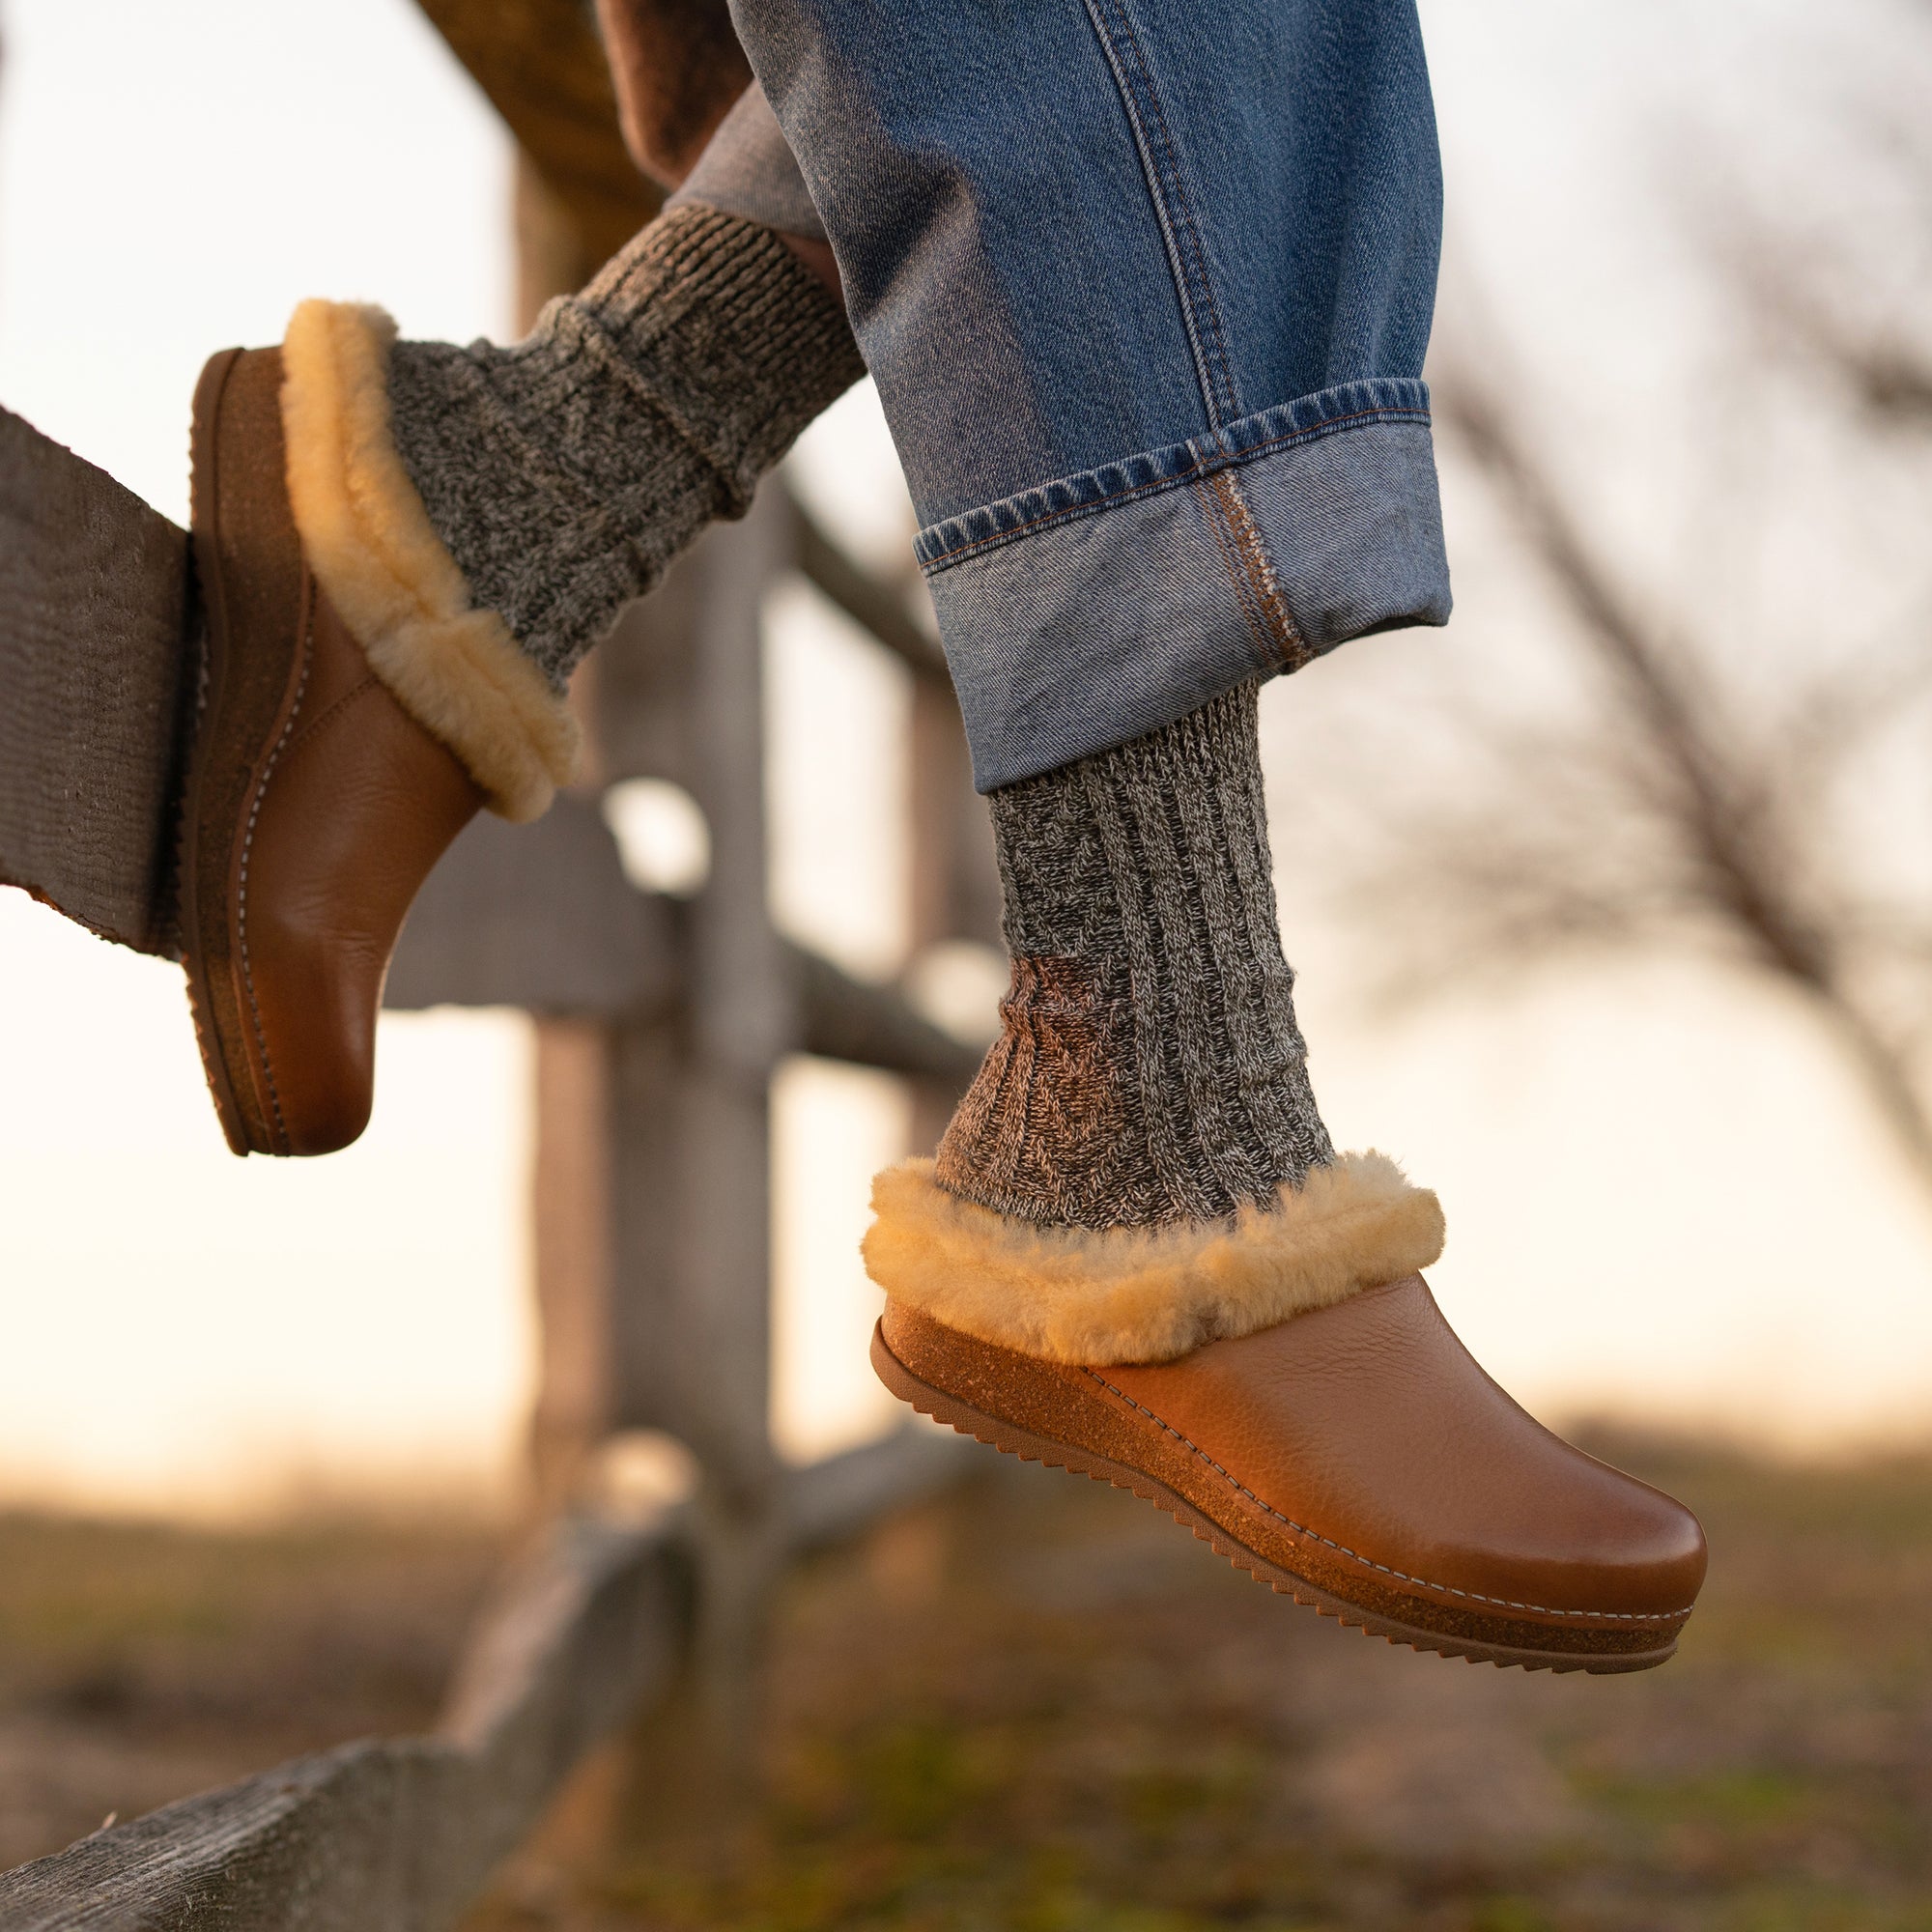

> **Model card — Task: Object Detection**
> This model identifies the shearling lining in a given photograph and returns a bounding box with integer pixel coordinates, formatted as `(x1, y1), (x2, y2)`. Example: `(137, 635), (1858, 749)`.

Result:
(862, 1152), (1445, 1366)
(279, 299), (579, 821)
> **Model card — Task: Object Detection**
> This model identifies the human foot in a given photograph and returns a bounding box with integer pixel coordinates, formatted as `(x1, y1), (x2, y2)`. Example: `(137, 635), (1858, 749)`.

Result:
(873, 686), (1704, 1669)
(179, 204), (859, 1155)
(180, 343), (495, 1155)
(869, 1191), (1705, 1673)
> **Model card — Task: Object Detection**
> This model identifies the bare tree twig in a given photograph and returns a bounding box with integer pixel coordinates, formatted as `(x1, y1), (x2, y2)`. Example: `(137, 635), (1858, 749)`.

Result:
(1433, 369), (1843, 989)
(1357, 347), (1932, 1191)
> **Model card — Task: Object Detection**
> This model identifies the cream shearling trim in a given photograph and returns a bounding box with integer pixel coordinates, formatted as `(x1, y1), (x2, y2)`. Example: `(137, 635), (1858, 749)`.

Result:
(279, 299), (579, 821)
(863, 1152), (1445, 1366)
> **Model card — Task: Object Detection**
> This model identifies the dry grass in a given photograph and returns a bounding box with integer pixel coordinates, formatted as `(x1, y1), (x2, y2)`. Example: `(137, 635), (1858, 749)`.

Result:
(477, 1435), (1932, 1932)
(5, 1435), (1932, 1929)
(0, 1509), (497, 1870)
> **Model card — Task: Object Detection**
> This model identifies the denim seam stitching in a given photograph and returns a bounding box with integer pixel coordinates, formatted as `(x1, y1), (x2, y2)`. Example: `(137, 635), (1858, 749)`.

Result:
(1108, 5), (1242, 422)
(920, 404), (1430, 574)
(1189, 473), (1285, 675)
(1078, 0), (1241, 427)
(1207, 468), (1306, 669)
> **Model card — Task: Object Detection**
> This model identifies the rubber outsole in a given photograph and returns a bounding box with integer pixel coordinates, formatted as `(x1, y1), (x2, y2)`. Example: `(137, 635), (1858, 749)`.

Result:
(182, 353), (250, 1155)
(870, 1321), (1678, 1676)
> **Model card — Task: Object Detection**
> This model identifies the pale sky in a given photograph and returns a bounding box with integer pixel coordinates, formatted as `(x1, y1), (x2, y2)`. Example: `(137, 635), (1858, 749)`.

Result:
(0, 0), (1927, 1520)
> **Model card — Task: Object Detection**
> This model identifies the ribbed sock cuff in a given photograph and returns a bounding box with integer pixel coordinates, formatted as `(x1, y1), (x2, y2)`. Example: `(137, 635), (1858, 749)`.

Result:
(386, 205), (865, 688)
(509, 203), (863, 512)
(935, 682), (1334, 1229)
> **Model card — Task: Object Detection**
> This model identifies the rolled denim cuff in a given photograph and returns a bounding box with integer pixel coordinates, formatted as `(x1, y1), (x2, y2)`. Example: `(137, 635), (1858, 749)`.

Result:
(917, 380), (1451, 791)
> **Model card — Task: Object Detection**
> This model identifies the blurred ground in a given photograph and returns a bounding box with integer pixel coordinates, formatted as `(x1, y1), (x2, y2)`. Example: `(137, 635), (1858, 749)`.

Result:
(0, 1512), (497, 1869)
(6, 1439), (1932, 1929)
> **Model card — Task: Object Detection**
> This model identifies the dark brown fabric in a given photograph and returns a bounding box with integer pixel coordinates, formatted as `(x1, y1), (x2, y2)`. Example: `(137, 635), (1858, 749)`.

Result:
(593, 0), (752, 187)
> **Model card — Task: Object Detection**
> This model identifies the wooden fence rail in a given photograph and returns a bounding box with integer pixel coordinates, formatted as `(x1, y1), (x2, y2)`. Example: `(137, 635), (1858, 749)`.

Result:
(0, 1426), (970, 1932)
(0, 409), (193, 957)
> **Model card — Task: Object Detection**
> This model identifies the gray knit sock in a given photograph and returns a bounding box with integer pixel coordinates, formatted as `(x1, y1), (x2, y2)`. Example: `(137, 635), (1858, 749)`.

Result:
(385, 204), (864, 686)
(934, 683), (1333, 1229)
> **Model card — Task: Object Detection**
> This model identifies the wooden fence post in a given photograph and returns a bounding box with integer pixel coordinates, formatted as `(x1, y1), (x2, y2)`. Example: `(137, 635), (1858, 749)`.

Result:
(515, 146), (627, 1517)
(528, 1018), (617, 1508)
(507, 119), (792, 1733)
(596, 504), (795, 1766)
(905, 671), (1002, 1154)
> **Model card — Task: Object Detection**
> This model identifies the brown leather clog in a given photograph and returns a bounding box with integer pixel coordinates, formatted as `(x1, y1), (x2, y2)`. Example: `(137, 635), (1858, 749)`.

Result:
(181, 346), (483, 1155)
(873, 1276), (1707, 1673)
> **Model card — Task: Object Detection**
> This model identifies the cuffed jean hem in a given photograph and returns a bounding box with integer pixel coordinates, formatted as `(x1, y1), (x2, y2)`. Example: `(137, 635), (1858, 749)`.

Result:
(917, 379), (1452, 791)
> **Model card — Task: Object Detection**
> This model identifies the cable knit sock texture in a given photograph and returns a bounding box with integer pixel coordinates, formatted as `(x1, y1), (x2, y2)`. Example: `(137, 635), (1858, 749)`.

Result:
(934, 682), (1335, 1230)
(384, 203), (864, 687)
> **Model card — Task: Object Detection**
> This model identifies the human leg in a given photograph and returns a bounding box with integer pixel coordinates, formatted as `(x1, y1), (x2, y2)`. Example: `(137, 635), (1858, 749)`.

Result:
(863, 690), (1706, 1667)
(367, 202), (857, 808)
(863, 683), (1706, 1670)
(932, 683), (1336, 1235)
(182, 172), (860, 1155)
(731, 0), (1450, 789)
(707, 0), (1706, 1662)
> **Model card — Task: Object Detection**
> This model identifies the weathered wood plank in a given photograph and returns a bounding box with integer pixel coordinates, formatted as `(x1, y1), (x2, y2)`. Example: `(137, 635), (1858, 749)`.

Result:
(790, 944), (982, 1091)
(0, 409), (192, 956)
(0, 1437), (974, 1931)
(526, 1018), (620, 1508)
(792, 501), (953, 687)
(0, 1739), (455, 1932)
(599, 506), (793, 1765)
(0, 1512), (687, 1932)
(385, 805), (977, 1082)
(434, 1512), (688, 1803)
(575, 554), (704, 795)
(634, 507), (791, 1498)
(383, 793), (677, 1018)
(786, 1424), (980, 1553)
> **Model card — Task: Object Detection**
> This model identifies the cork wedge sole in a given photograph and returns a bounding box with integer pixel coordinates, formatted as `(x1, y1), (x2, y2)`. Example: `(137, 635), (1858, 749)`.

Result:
(181, 347), (309, 1157)
(870, 1320), (1680, 1675)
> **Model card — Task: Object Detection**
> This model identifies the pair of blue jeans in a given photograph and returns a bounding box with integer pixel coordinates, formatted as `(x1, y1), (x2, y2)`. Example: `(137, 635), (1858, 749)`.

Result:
(676, 1), (1450, 792)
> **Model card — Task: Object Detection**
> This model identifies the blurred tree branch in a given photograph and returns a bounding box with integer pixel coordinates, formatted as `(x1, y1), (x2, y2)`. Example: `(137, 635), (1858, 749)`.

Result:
(1720, 212), (1932, 429)
(1441, 367), (1932, 1186)
(1342, 197), (1932, 1191)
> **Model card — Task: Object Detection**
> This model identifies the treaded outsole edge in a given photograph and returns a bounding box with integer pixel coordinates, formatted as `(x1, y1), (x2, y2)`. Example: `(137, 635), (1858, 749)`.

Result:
(868, 1320), (1678, 1677)
(181, 347), (280, 1158)
(177, 720), (251, 1154)
(182, 350), (257, 1156)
